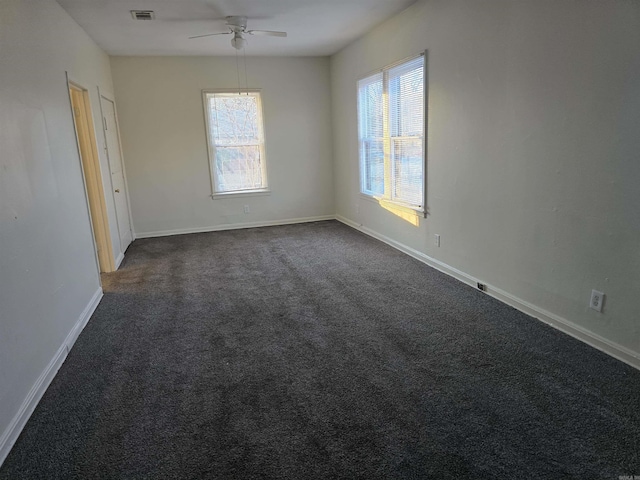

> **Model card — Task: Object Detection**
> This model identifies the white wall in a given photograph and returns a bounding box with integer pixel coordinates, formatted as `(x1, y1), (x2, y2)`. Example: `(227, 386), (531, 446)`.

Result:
(0, 0), (117, 463)
(331, 0), (640, 360)
(110, 56), (334, 236)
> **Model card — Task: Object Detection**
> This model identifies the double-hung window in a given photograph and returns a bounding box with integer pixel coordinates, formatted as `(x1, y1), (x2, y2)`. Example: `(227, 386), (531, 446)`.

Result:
(203, 90), (268, 196)
(358, 54), (425, 210)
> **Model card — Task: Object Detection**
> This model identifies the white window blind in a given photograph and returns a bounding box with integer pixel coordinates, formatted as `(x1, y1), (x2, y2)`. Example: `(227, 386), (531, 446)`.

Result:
(358, 55), (425, 209)
(358, 73), (384, 196)
(204, 91), (268, 194)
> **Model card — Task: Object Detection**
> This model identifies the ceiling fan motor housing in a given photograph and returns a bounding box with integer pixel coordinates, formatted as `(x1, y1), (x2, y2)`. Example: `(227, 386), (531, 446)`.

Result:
(226, 16), (248, 32)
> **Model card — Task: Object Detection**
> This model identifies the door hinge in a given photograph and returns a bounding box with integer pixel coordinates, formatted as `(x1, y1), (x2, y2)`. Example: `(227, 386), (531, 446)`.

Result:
(103, 116), (108, 131)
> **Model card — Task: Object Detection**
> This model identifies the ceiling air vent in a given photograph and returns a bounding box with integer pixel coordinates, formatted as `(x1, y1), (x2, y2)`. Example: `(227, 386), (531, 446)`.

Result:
(131, 10), (155, 20)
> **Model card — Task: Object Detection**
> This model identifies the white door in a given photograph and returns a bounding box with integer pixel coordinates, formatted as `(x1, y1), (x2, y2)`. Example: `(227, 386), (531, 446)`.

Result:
(102, 96), (133, 253)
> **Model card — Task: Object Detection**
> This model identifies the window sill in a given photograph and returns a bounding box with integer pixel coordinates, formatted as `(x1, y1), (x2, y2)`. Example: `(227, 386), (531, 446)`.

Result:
(359, 193), (427, 218)
(211, 189), (271, 200)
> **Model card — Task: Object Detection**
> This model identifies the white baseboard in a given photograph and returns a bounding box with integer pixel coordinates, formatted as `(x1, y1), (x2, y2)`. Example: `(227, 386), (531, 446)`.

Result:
(0, 288), (103, 467)
(336, 215), (640, 371)
(135, 215), (336, 239)
(115, 251), (125, 269)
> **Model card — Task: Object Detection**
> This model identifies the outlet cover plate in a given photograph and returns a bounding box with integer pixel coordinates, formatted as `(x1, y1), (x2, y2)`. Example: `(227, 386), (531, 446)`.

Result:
(590, 289), (604, 312)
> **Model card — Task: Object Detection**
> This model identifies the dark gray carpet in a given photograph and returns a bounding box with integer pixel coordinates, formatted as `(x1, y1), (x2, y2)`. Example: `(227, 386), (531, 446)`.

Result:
(1, 220), (639, 479)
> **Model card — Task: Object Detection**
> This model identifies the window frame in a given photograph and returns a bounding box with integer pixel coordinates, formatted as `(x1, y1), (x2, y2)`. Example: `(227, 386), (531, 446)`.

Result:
(357, 52), (427, 215)
(202, 89), (270, 199)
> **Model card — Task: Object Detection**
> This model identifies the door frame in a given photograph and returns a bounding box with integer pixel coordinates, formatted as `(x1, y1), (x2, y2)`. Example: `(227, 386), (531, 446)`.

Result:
(67, 75), (116, 273)
(97, 87), (134, 258)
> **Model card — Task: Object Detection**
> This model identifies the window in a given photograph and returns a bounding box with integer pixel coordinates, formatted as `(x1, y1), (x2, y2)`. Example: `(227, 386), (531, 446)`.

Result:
(358, 54), (425, 210)
(203, 90), (268, 195)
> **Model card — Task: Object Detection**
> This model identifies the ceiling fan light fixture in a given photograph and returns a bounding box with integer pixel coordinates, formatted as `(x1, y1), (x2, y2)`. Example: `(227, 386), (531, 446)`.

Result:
(231, 34), (247, 50)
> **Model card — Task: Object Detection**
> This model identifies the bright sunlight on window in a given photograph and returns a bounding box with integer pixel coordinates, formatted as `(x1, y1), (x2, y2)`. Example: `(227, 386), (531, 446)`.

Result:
(358, 54), (425, 210)
(203, 90), (268, 196)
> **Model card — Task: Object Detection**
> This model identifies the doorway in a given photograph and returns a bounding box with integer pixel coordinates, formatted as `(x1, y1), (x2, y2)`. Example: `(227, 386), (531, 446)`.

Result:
(69, 83), (116, 273)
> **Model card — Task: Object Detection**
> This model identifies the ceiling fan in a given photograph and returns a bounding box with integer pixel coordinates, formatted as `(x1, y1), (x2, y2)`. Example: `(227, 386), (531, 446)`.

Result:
(189, 16), (287, 50)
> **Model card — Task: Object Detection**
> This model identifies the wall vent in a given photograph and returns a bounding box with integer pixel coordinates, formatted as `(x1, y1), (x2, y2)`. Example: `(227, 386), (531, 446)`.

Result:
(131, 10), (155, 20)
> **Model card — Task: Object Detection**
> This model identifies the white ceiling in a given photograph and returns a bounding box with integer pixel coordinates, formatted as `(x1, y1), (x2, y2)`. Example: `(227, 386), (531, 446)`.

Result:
(56, 0), (416, 56)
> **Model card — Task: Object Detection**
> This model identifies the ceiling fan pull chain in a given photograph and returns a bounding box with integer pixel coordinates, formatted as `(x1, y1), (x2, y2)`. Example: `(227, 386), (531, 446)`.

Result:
(235, 47), (242, 95)
(243, 47), (249, 95)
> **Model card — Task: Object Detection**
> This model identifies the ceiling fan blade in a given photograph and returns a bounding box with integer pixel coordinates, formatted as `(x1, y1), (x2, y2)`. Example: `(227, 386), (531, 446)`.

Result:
(247, 30), (287, 37)
(188, 31), (231, 39)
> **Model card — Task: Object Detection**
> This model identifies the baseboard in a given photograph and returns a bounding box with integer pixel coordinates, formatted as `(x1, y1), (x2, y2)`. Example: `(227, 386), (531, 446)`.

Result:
(115, 251), (125, 269)
(336, 215), (640, 371)
(65, 288), (103, 351)
(135, 215), (336, 239)
(0, 288), (103, 467)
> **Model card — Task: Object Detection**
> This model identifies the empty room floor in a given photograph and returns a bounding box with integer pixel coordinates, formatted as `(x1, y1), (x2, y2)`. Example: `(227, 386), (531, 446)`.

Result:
(1, 221), (639, 479)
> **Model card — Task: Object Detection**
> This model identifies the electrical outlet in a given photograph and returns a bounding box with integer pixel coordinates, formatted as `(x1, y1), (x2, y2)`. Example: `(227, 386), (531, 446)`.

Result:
(243, 205), (250, 214)
(590, 289), (605, 312)
(477, 283), (486, 292)
(434, 234), (440, 247)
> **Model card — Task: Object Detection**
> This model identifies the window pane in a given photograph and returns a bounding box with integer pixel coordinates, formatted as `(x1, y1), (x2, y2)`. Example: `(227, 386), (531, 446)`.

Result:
(363, 139), (384, 195)
(209, 95), (259, 146)
(214, 145), (264, 192)
(392, 137), (423, 206)
(358, 73), (384, 195)
(389, 57), (424, 138)
(358, 76), (384, 138)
